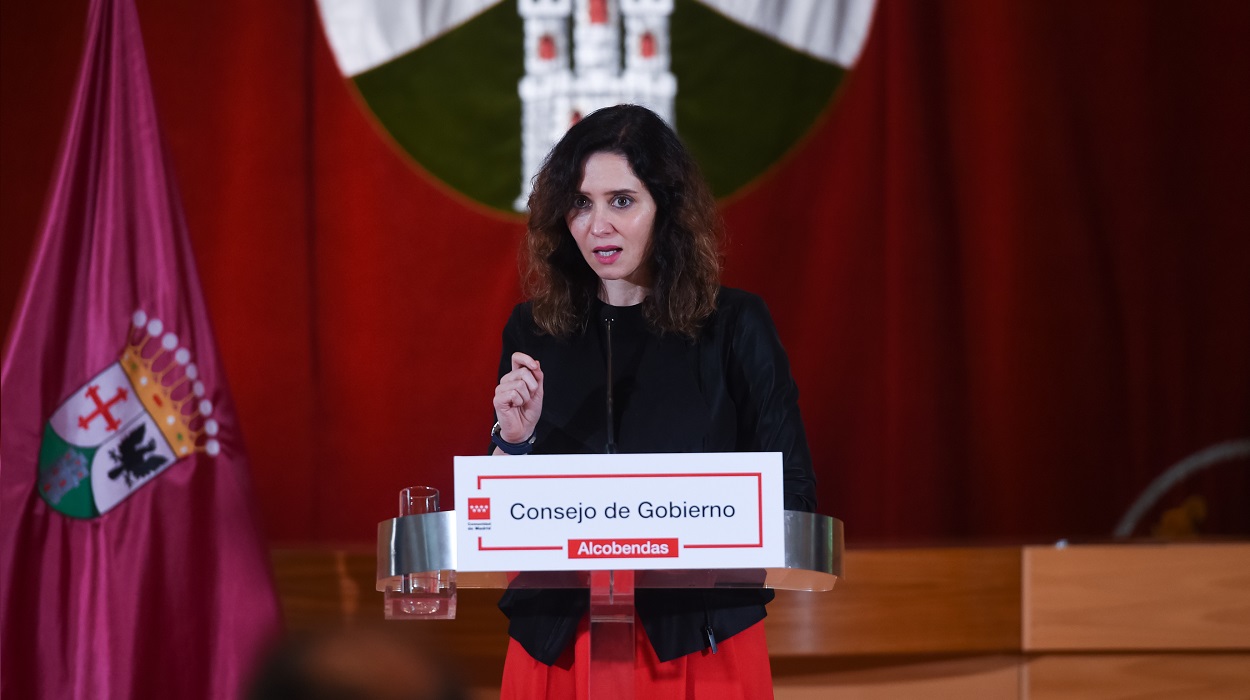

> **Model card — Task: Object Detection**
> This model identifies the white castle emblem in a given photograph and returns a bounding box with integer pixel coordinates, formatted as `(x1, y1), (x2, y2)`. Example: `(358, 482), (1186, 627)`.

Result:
(517, 0), (677, 209)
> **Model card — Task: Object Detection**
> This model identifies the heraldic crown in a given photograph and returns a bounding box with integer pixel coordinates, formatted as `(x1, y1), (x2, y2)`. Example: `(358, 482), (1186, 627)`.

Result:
(121, 310), (220, 458)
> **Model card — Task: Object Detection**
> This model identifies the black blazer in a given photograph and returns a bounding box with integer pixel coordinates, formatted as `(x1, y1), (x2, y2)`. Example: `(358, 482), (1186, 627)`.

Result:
(494, 287), (817, 663)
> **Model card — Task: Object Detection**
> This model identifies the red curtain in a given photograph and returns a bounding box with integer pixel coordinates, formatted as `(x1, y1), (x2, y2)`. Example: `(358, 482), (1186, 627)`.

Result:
(4, 0), (1248, 545)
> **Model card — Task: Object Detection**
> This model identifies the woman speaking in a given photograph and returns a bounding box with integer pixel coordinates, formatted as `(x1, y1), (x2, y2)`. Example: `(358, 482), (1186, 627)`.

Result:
(490, 104), (816, 699)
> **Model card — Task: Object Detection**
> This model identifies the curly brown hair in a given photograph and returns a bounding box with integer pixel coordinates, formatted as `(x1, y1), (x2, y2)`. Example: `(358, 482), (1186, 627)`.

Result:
(522, 104), (722, 339)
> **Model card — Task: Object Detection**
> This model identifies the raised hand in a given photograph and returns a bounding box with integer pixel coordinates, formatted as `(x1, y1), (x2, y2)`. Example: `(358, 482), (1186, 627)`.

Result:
(493, 351), (544, 445)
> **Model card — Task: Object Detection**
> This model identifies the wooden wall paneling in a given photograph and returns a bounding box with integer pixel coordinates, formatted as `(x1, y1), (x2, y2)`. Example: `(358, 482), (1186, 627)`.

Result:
(1024, 653), (1250, 700)
(270, 548), (376, 628)
(269, 548), (511, 689)
(766, 547), (1022, 655)
(772, 655), (1022, 700)
(271, 544), (1250, 698)
(1022, 543), (1250, 651)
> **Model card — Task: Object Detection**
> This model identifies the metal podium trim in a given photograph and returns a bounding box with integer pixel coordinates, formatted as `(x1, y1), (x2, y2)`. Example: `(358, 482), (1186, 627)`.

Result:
(378, 510), (843, 592)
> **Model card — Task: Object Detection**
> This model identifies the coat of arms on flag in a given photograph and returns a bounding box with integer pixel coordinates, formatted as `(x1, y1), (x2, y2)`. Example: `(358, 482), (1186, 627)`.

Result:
(37, 310), (220, 518)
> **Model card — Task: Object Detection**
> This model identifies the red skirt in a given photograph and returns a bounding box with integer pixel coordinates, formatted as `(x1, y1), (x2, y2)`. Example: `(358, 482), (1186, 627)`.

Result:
(500, 616), (774, 700)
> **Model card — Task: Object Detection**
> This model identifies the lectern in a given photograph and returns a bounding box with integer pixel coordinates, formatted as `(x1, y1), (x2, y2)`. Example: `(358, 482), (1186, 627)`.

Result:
(376, 454), (843, 700)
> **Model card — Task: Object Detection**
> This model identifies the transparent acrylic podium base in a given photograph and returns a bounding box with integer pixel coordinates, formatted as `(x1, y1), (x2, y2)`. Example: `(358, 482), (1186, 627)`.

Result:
(381, 570), (457, 620)
(589, 570), (635, 700)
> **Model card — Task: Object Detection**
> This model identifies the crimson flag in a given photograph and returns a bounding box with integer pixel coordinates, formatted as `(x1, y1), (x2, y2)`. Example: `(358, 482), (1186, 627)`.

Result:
(0, 0), (281, 697)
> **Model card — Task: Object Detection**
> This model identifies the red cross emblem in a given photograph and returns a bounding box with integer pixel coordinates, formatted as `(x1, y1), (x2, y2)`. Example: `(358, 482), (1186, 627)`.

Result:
(468, 498), (491, 520)
(77, 384), (129, 432)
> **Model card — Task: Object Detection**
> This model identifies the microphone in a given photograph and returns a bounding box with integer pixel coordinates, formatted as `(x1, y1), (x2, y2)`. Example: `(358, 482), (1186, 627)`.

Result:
(603, 317), (617, 454)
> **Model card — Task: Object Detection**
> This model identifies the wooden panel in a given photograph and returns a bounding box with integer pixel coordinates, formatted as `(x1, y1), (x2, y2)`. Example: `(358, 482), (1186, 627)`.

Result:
(270, 548), (377, 627)
(773, 655), (1021, 700)
(275, 546), (1022, 658)
(1025, 654), (1250, 699)
(270, 548), (510, 686)
(271, 545), (1250, 697)
(1023, 543), (1250, 651)
(767, 547), (1021, 655)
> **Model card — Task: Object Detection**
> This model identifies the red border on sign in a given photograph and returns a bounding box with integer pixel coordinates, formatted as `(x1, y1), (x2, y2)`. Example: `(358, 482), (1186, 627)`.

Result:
(476, 536), (562, 552)
(474, 472), (764, 551)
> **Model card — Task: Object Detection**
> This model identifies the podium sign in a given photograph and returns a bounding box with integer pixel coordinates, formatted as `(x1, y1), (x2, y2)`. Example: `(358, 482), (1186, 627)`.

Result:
(453, 452), (785, 572)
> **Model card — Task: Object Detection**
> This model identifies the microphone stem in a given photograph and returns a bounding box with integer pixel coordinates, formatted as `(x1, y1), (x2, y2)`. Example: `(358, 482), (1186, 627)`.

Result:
(604, 317), (617, 454)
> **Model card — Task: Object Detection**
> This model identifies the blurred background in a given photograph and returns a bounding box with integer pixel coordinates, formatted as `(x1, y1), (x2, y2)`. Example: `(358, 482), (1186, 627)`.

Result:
(3, 0), (1248, 553)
